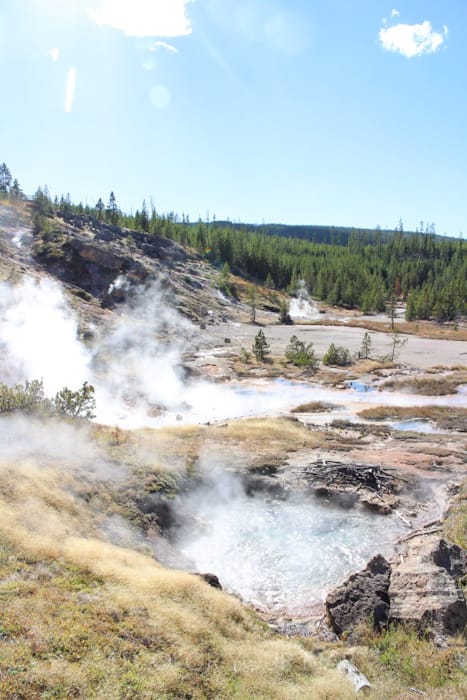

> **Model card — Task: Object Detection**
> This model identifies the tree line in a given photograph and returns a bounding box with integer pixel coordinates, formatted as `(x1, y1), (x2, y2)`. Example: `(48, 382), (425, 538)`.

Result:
(1, 161), (464, 323)
(38, 187), (467, 323)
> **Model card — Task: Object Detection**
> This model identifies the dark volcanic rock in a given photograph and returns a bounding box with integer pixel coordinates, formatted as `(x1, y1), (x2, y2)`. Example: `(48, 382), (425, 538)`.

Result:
(326, 536), (467, 639)
(326, 554), (391, 636)
(433, 539), (467, 583)
(136, 494), (178, 532)
(195, 573), (222, 589)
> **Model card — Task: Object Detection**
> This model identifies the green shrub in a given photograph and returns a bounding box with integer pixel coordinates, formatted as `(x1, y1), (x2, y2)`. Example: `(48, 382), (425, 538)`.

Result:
(322, 343), (351, 366)
(285, 335), (317, 369)
(0, 379), (96, 420)
(53, 381), (96, 419)
(217, 262), (237, 298)
(0, 379), (52, 415)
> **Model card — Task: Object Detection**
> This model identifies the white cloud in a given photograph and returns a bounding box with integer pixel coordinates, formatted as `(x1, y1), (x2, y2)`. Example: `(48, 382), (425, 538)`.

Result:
(149, 40), (179, 54)
(47, 47), (60, 62)
(64, 67), (76, 113)
(391, 9), (400, 18)
(379, 20), (447, 58)
(88, 0), (193, 38)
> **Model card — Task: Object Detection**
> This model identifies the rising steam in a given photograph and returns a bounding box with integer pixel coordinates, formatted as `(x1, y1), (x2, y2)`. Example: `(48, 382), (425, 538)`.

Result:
(1, 275), (464, 430)
(288, 280), (320, 320)
(0, 277), (90, 393)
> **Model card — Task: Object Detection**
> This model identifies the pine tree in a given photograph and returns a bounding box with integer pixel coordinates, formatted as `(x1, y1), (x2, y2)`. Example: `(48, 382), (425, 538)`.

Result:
(252, 330), (270, 362)
(95, 197), (105, 220)
(389, 332), (407, 362)
(264, 273), (275, 289)
(0, 163), (12, 193)
(10, 178), (23, 199)
(278, 298), (292, 324)
(323, 343), (351, 366)
(141, 199), (149, 232)
(360, 332), (372, 359)
(247, 286), (257, 323)
(106, 191), (119, 225)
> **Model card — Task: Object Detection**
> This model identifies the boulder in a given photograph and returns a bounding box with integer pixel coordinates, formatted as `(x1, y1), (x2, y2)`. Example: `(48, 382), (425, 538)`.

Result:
(326, 536), (467, 639)
(195, 573), (222, 589)
(326, 554), (391, 636)
(388, 536), (467, 636)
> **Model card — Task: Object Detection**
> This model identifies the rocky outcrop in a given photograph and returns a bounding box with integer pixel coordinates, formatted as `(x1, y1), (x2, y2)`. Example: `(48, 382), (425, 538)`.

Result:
(326, 536), (467, 639)
(388, 536), (467, 636)
(27, 212), (233, 323)
(326, 555), (391, 635)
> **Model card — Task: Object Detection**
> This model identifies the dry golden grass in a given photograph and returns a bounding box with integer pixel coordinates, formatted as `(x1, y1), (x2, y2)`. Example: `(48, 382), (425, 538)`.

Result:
(0, 455), (355, 700)
(1, 418), (466, 699)
(308, 318), (467, 341)
(350, 626), (467, 699)
(124, 417), (323, 473)
(291, 401), (338, 413)
(381, 370), (467, 396)
(358, 405), (467, 429)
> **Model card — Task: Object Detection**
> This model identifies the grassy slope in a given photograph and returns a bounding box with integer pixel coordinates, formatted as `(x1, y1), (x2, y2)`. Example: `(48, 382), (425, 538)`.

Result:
(0, 453), (352, 700)
(0, 419), (466, 699)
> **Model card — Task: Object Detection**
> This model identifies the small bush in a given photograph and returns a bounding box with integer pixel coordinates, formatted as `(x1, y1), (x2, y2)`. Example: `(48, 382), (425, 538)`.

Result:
(217, 262), (237, 298)
(291, 401), (336, 413)
(0, 379), (52, 415)
(322, 343), (351, 366)
(53, 381), (96, 419)
(285, 335), (317, 369)
(240, 346), (251, 363)
(0, 379), (96, 420)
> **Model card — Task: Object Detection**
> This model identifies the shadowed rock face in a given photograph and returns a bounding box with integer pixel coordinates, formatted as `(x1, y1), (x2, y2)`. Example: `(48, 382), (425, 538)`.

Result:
(433, 539), (467, 582)
(326, 537), (467, 639)
(326, 554), (391, 635)
(12, 210), (232, 324)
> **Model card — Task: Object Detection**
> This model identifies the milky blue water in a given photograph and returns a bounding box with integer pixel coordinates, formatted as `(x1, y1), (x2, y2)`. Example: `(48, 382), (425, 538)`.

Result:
(391, 419), (439, 434)
(178, 490), (405, 616)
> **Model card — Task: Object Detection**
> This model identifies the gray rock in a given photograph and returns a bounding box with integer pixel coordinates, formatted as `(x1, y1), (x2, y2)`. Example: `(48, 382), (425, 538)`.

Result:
(326, 536), (467, 640)
(326, 554), (391, 636)
(388, 536), (467, 636)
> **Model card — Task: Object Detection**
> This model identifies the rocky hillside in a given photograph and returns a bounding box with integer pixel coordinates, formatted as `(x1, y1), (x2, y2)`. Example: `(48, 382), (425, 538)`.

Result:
(0, 201), (235, 329)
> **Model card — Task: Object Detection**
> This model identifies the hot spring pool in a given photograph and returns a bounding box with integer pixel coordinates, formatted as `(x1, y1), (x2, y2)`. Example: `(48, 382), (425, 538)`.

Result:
(170, 483), (406, 617)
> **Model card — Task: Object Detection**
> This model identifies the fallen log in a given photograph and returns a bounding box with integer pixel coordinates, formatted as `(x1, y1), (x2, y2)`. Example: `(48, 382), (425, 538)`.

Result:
(337, 660), (371, 694)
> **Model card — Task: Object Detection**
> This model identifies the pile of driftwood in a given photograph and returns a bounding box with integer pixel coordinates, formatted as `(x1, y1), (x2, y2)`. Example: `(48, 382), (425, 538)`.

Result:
(303, 459), (413, 525)
(303, 460), (401, 495)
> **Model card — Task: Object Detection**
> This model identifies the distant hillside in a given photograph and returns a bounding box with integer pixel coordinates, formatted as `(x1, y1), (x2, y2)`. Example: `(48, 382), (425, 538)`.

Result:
(210, 221), (448, 247)
(1, 176), (465, 322)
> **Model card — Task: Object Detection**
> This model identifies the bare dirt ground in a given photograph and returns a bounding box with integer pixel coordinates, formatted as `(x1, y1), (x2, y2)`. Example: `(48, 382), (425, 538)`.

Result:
(196, 318), (467, 370)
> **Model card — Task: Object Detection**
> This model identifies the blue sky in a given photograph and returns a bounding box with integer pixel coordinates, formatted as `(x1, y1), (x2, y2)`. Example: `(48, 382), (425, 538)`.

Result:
(1, 1), (466, 235)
